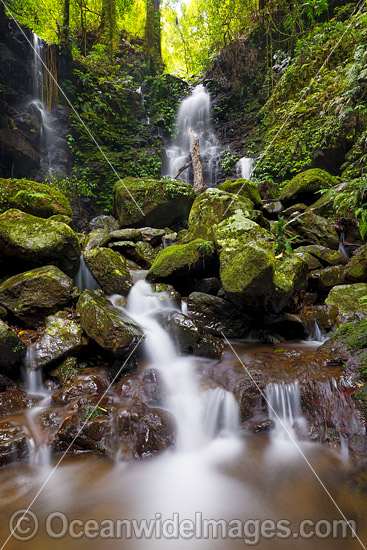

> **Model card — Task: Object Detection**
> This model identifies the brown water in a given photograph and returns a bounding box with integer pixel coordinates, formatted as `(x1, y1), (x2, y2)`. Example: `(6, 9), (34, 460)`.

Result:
(0, 340), (366, 550)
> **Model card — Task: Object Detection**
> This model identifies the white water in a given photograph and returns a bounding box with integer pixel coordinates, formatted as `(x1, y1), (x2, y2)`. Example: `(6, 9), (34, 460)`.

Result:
(338, 230), (350, 259)
(308, 319), (327, 344)
(31, 33), (53, 176)
(236, 157), (254, 180)
(164, 85), (221, 187)
(74, 255), (100, 291)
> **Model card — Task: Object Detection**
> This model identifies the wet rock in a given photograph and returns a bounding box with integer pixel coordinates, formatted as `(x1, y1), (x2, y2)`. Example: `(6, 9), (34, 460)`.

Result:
(263, 313), (309, 340)
(83, 248), (132, 295)
(282, 203), (308, 217)
(0, 320), (26, 373)
(0, 422), (29, 466)
(325, 284), (367, 317)
(116, 369), (166, 407)
(146, 239), (216, 286)
(218, 179), (262, 207)
(348, 434), (367, 464)
(115, 402), (176, 459)
(0, 389), (29, 416)
(51, 368), (110, 405)
(0, 265), (74, 326)
(310, 266), (346, 291)
(192, 277), (221, 295)
(294, 251), (322, 271)
(187, 292), (248, 337)
(285, 212), (340, 249)
(108, 228), (143, 243)
(83, 229), (109, 250)
(262, 201), (284, 218)
(109, 241), (158, 269)
(319, 317), (367, 365)
(151, 283), (181, 308)
(0, 177), (72, 217)
(345, 245), (367, 283)
(76, 290), (143, 359)
(258, 180), (278, 201)
(313, 305), (339, 330)
(140, 227), (166, 247)
(155, 311), (223, 359)
(0, 209), (80, 276)
(295, 245), (348, 267)
(113, 177), (195, 228)
(51, 357), (81, 385)
(306, 182), (349, 217)
(244, 416), (275, 433)
(279, 169), (337, 206)
(89, 215), (119, 232)
(29, 312), (84, 369)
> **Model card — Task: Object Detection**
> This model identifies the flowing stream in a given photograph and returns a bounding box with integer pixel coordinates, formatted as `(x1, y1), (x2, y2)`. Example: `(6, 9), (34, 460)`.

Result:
(1, 281), (366, 549)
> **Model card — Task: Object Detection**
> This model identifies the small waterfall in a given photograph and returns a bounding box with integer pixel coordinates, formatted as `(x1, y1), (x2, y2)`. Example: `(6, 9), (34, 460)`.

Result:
(74, 256), (100, 291)
(308, 320), (327, 344)
(236, 157), (254, 180)
(164, 85), (221, 187)
(266, 381), (304, 438)
(338, 230), (350, 259)
(31, 33), (53, 176)
(110, 280), (239, 452)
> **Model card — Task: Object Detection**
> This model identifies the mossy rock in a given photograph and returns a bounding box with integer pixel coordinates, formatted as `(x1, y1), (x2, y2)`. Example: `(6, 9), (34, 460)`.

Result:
(218, 179), (262, 207)
(146, 239), (215, 283)
(0, 320), (26, 372)
(0, 265), (74, 326)
(310, 266), (346, 290)
(0, 209), (80, 276)
(272, 254), (308, 312)
(113, 177), (195, 228)
(30, 311), (84, 368)
(0, 178), (71, 217)
(83, 248), (132, 296)
(49, 215), (73, 226)
(294, 245), (347, 267)
(279, 169), (338, 206)
(83, 229), (109, 251)
(108, 240), (158, 269)
(345, 245), (367, 283)
(76, 290), (143, 358)
(325, 284), (367, 317)
(285, 211), (340, 249)
(214, 212), (273, 251)
(294, 251), (322, 271)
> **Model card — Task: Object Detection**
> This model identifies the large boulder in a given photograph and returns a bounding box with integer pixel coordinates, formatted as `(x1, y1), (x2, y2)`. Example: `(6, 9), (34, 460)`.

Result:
(28, 312), (84, 369)
(187, 292), (248, 337)
(285, 211), (340, 249)
(113, 177), (195, 228)
(279, 169), (337, 206)
(218, 179), (262, 207)
(272, 254), (309, 312)
(325, 284), (367, 317)
(108, 241), (158, 268)
(0, 178), (72, 217)
(146, 239), (216, 285)
(0, 265), (75, 326)
(345, 245), (367, 283)
(155, 311), (223, 359)
(76, 290), (143, 358)
(294, 245), (348, 267)
(0, 209), (80, 275)
(83, 248), (132, 295)
(0, 320), (26, 374)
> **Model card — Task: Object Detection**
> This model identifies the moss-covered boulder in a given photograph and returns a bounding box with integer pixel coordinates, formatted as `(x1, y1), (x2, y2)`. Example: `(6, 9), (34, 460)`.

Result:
(294, 251), (322, 271)
(272, 254), (309, 312)
(0, 265), (75, 326)
(0, 178), (71, 217)
(113, 177), (195, 228)
(29, 312), (84, 369)
(187, 292), (248, 337)
(108, 241), (158, 269)
(218, 179), (262, 207)
(214, 212), (273, 250)
(0, 209), (80, 275)
(294, 245), (347, 266)
(146, 239), (215, 284)
(89, 215), (119, 232)
(310, 266), (346, 290)
(49, 215), (73, 226)
(279, 169), (337, 206)
(83, 229), (109, 251)
(285, 211), (340, 249)
(108, 228), (143, 243)
(0, 320), (26, 373)
(76, 290), (143, 358)
(83, 248), (132, 296)
(325, 284), (367, 317)
(345, 245), (367, 283)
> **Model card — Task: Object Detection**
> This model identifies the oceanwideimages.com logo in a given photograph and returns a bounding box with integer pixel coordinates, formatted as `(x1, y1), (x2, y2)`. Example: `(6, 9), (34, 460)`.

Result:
(9, 510), (358, 545)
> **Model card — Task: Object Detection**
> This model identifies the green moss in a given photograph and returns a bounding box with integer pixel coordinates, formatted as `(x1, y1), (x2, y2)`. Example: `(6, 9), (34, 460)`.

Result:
(279, 169), (337, 205)
(333, 318), (367, 351)
(218, 179), (262, 206)
(83, 248), (132, 295)
(325, 284), (367, 316)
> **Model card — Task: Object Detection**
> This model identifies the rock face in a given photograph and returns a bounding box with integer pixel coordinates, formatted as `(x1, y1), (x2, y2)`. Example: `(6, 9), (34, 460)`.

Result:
(146, 239), (216, 285)
(29, 312), (84, 369)
(0, 265), (74, 325)
(187, 292), (247, 337)
(0, 320), (26, 372)
(113, 177), (195, 228)
(218, 179), (262, 207)
(0, 209), (80, 275)
(76, 290), (143, 358)
(345, 245), (367, 283)
(155, 311), (223, 358)
(285, 211), (340, 249)
(325, 284), (367, 317)
(279, 169), (337, 206)
(83, 248), (132, 296)
(89, 215), (119, 232)
(0, 178), (72, 217)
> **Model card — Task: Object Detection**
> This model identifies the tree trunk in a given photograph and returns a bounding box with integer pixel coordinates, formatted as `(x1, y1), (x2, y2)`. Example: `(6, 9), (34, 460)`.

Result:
(60, 0), (70, 53)
(145, 0), (162, 73)
(189, 127), (204, 194)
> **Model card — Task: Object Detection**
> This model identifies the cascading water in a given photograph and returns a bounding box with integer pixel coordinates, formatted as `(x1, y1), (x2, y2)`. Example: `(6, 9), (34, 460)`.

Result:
(236, 157), (254, 180)
(338, 230), (350, 260)
(74, 255), (101, 291)
(31, 33), (53, 176)
(266, 381), (303, 437)
(164, 85), (222, 187)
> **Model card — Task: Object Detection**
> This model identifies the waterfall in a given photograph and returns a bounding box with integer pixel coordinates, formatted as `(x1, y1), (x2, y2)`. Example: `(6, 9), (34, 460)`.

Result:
(236, 157), (254, 180)
(338, 231), (350, 259)
(110, 280), (239, 451)
(164, 85), (221, 187)
(31, 33), (53, 176)
(266, 382), (305, 441)
(308, 320), (327, 344)
(74, 256), (101, 291)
